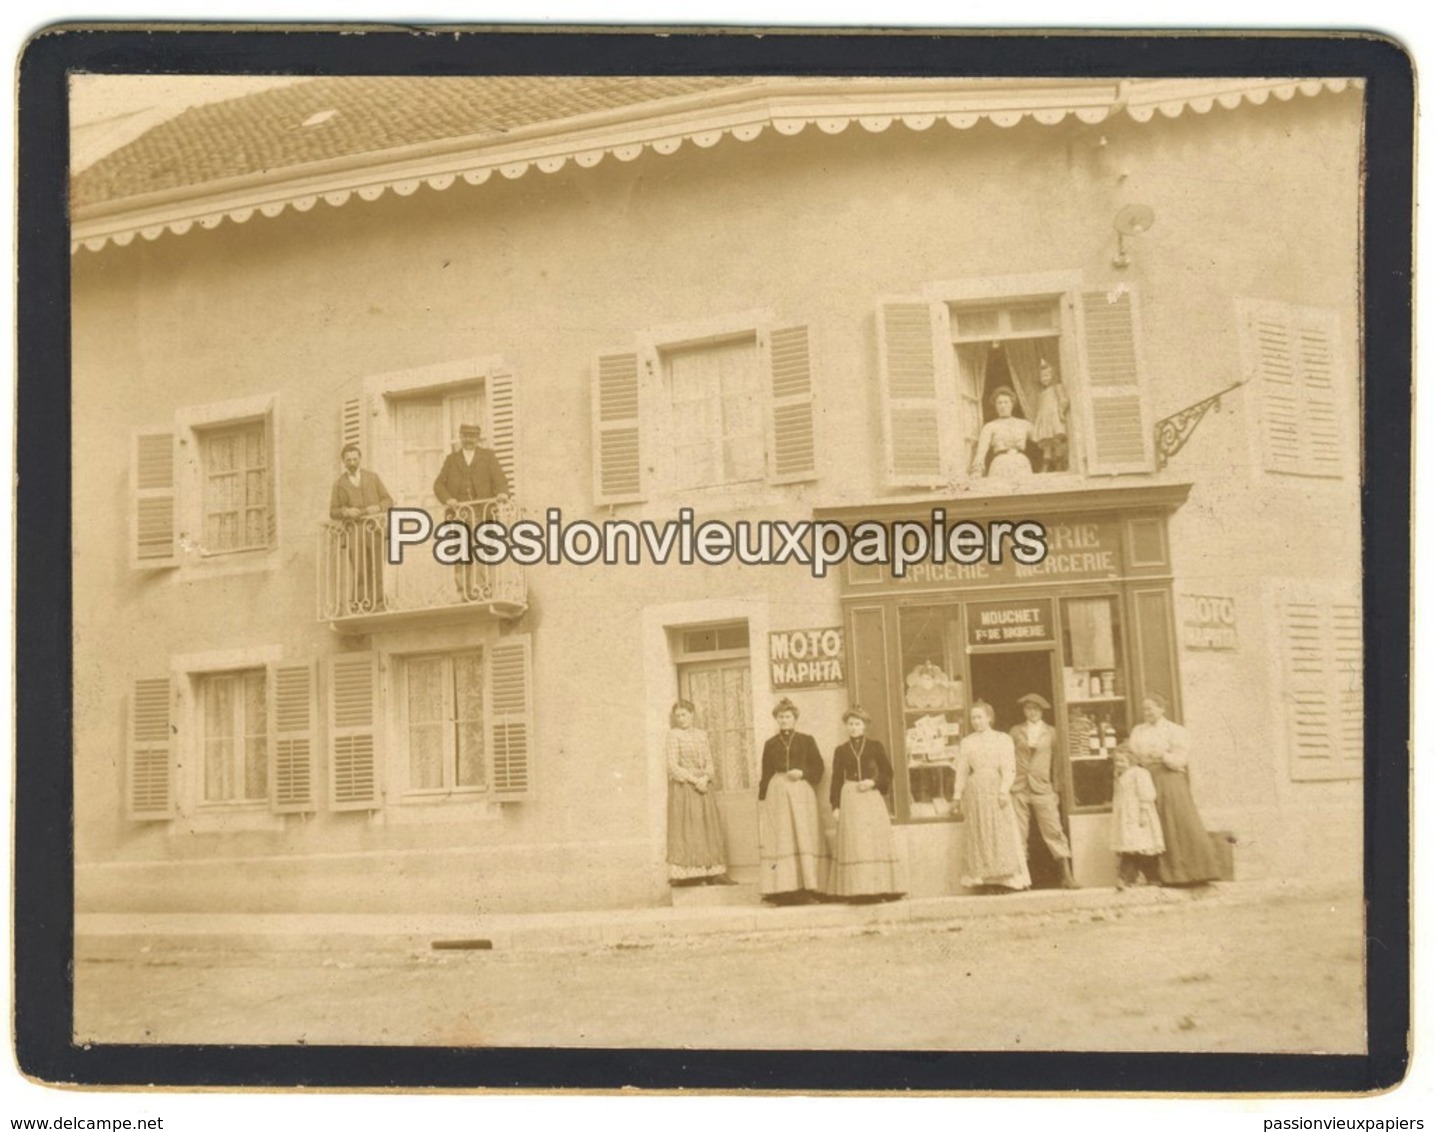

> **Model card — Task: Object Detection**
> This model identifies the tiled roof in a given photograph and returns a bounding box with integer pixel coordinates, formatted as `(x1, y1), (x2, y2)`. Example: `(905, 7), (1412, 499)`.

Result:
(72, 75), (756, 209)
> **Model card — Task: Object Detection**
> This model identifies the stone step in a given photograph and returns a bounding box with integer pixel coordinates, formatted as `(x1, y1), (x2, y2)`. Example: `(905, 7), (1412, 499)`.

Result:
(667, 881), (761, 908)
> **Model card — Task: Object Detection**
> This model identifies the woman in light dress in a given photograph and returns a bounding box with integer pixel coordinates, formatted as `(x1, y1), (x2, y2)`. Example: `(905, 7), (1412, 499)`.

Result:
(665, 700), (734, 887)
(953, 700), (1031, 892)
(971, 386), (1034, 481)
(1127, 693), (1221, 886)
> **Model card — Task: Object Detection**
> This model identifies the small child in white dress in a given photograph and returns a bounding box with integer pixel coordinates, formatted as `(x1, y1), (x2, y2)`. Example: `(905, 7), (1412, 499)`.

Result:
(1111, 744), (1164, 889)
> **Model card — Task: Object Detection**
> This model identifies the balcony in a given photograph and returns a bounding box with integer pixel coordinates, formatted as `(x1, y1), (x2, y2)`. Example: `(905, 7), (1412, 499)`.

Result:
(318, 499), (526, 634)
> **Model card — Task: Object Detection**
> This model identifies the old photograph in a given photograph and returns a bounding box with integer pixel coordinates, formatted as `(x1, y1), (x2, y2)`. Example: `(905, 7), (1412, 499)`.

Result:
(64, 56), (1373, 1064)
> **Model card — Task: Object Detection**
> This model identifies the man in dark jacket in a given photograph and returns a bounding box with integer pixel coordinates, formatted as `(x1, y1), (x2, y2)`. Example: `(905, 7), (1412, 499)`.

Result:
(433, 423), (509, 505)
(329, 444), (394, 613)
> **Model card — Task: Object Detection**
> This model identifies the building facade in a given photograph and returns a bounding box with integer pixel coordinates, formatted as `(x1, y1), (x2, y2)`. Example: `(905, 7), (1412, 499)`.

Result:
(71, 76), (1364, 915)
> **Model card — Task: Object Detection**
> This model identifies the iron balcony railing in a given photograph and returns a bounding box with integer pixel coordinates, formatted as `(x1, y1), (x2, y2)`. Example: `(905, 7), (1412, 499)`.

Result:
(318, 498), (526, 625)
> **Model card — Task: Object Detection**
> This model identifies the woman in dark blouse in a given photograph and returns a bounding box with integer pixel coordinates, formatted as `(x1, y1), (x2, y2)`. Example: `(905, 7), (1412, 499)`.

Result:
(828, 706), (905, 902)
(757, 697), (825, 905)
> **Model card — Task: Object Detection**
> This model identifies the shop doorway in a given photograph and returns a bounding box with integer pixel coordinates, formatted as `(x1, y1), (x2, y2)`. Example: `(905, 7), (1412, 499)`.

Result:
(967, 648), (1069, 889)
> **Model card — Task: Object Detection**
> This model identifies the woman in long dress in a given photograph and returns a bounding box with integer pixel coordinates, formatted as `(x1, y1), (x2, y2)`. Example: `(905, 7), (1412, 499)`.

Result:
(828, 706), (905, 902)
(1127, 693), (1221, 886)
(953, 700), (1031, 891)
(665, 700), (734, 886)
(757, 697), (826, 904)
(971, 386), (1035, 481)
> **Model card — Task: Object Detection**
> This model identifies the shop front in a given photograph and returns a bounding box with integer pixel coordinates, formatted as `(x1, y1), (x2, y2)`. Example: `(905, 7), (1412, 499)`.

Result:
(819, 483), (1193, 893)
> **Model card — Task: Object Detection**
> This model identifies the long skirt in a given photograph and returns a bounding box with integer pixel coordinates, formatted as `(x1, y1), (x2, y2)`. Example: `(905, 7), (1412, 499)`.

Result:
(759, 775), (822, 895)
(828, 782), (905, 898)
(667, 781), (727, 880)
(960, 780), (1032, 891)
(1148, 765), (1221, 885)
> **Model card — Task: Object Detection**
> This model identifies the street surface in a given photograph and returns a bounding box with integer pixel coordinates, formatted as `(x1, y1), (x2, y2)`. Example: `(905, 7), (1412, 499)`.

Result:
(75, 882), (1364, 1052)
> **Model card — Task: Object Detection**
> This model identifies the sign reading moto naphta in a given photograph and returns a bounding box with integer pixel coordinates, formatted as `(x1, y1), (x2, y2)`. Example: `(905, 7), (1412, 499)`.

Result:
(770, 628), (846, 690)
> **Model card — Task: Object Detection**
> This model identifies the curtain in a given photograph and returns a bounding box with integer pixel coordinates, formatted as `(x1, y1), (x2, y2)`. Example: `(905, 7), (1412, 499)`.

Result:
(1003, 337), (1060, 420)
(1066, 597), (1117, 670)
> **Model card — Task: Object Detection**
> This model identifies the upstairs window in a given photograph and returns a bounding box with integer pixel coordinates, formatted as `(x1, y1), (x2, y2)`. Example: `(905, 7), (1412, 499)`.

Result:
(876, 279), (1155, 489)
(592, 318), (815, 505)
(198, 420), (273, 555)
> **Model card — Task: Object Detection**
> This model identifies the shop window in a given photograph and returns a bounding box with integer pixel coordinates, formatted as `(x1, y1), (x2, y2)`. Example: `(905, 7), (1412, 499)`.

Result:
(876, 281), (1155, 488)
(1060, 595), (1128, 811)
(676, 621), (754, 793)
(896, 605), (966, 820)
(591, 318), (816, 505)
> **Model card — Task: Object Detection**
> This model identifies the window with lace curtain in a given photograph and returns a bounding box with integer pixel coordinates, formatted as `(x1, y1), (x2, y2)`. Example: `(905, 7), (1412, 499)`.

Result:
(198, 669), (268, 805)
(402, 650), (486, 795)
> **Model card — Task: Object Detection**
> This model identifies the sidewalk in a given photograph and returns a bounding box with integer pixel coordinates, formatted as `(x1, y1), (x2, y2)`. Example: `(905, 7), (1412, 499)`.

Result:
(75, 875), (1344, 956)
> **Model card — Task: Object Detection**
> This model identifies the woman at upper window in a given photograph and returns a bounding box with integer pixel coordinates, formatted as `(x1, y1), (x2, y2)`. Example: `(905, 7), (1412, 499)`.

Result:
(971, 386), (1035, 480)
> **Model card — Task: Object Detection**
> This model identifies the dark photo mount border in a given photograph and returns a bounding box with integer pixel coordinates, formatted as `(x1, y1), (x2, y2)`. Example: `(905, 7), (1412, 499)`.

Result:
(16, 25), (1412, 1092)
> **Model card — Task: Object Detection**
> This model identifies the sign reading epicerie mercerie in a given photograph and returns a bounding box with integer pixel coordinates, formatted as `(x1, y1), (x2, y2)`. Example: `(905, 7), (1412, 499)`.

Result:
(770, 628), (846, 690)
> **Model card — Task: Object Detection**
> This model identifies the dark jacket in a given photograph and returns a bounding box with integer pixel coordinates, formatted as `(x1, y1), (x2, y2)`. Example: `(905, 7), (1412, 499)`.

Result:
(329, 470), (394, 519)
(433, 446), (509, 504)
(829, 738), (894, 809)
(758, 730), (825, 801)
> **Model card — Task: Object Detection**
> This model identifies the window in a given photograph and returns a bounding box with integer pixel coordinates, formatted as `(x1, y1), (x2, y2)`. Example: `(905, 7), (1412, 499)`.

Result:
(1239, 300), (1345, 478)
(198, 421), (273, 554)
(1059, 595), (1128, 811)
(342, 356), (519, 506)
(876, 279), (1155, 489)
(896, 605), (966, 821)
(125, 658), (318, 822)
(198, 670), (268, 803)
(403, 651), (486, 793)
(1278, 591), (1362, 782)
(592, 319), (815, 505)
(667, 336), (764, 490)
(130, 394), (280, 570)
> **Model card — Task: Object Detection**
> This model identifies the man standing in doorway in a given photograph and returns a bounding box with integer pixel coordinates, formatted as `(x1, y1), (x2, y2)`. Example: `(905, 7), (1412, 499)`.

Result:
(1010, 692), (1077, 888)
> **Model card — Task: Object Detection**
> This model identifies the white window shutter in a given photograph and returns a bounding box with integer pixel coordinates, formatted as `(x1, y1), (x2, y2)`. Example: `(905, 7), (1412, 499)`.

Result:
(877, 299), (944, 487)
(127, 677), (174, 820)
(1281, 600), (1363, 782)
(488, 635), (533, 800)
(1077, 288), (1155, 474)
(269, 662), (317, 814)
(340, 396), (366, 455)
(592, 352), (644, 505)
(131, 431), (178, 568)
(1247, 303), (1343, 478)
(328, 652), (381, 810)
(489, 369), (519, 496)
(765, 325), (817, 484)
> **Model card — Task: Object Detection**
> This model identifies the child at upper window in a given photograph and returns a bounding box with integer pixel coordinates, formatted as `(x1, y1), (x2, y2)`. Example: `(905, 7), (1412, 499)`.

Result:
(1030, 358), (1070, 472)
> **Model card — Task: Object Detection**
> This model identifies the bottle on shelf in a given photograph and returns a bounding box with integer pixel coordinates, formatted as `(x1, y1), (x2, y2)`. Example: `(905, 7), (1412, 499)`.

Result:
(1103, 721), (1117, 753)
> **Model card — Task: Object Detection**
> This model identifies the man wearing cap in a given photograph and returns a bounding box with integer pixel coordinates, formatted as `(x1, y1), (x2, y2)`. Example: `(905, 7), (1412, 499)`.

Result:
(1010, 692), (1077, 888)
(433, 423), (510, 506)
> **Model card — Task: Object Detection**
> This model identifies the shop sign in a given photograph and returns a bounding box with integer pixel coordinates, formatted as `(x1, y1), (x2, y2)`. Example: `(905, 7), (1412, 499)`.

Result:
(881, 520), (1122, 590)
(770, 627), (846, 689)
(1181, 594), (1238, 651)
(967, 599), (1054, 645)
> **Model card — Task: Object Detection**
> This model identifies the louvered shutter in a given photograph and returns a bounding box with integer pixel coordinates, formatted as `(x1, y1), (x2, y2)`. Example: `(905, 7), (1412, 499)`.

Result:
(877, 299), (944, 486)
(132, 431), (178, 568)
(127, 678), (174, 820)
(1247, 304), (1343, 478)
(269, 662), (317, 814)
(488, 635), (533, 800)
(1078, 288), (1155, 474)
(340, 396), (366, 455)
(766, 325), (817, 483)
(329, 652), (381, 810)
(592, 352), (644, 505)
(489, 368), (519, 497)
(1281, 600), (1363, 782)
